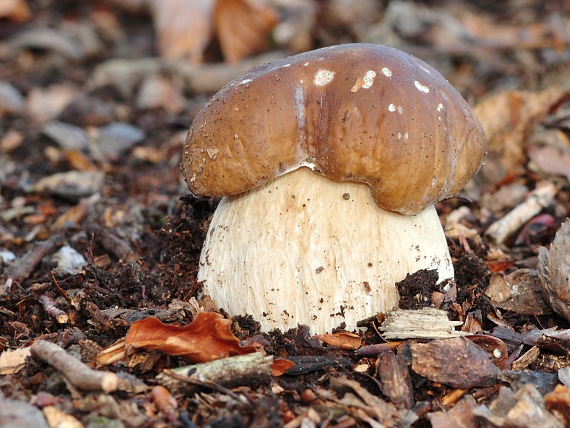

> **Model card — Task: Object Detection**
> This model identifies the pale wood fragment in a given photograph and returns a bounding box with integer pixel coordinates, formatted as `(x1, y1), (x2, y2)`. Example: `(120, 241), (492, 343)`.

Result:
(157, 352), (273, 393)
(485, 181), (557, 245)
(31, 340), (146, 393)
(379, 308), (465, 340)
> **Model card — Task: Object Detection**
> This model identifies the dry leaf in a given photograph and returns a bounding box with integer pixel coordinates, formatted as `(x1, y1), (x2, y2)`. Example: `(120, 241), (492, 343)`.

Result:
(545, 385), (570, 426)
(26, 84), (79, 123)
(528, 144), (570, 182)
(538, 219), (570, 321)
(460, 12), (557, 51)
(0, 346), (31, 375)
(125, 312), (257, 363)
(271, 358), (295, 377)
(214, 0), (278, 63)
(152, 0), (214, 61)
(474, 384), (563, 427)
(473, 87), (567, 184)
(136, 74), (185, 113)
(0, 0), (31, 22)
(314, 332), (362, 350)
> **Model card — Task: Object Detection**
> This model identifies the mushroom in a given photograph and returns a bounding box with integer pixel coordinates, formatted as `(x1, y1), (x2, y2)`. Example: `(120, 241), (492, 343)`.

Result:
(181, 44), (487, 334)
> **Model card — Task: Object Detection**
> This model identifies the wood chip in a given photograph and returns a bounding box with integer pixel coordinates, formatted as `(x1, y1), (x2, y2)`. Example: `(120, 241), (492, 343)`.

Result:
(411, 337), (500, 389)
(375, 351), (415, 410)
(379, 308), (465, 340)
(511, 345), (540, 370)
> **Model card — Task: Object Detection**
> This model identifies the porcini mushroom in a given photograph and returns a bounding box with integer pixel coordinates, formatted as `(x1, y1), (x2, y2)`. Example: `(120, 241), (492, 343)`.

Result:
(181, 44), (487, 334)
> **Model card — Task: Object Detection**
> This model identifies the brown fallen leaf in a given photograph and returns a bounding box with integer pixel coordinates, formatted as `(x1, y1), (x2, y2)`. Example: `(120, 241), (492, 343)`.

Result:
(0, 0), (31, 22)
(528, 143), (570, 182)
(214, 0), (278, 63)
(473, 87), (568, 184)
(152, 0), (214, 62)
(538, 219), (570, 321)
(314, 331), (362, 350)
(545, 385), (570, 426)
(125, 312), (257, 363)
(151, 0), (277, 63)
(329, 376), (417, 426)
(271, 358), (295, 377)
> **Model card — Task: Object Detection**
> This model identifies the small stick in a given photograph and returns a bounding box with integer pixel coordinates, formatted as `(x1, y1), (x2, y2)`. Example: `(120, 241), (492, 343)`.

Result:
(51, 274), (72, 305)
(31, 340), (125, 393)
(157, 352), (272, 394)
(39, 295), (68, 324)
(485, 181), (557, 245)
(5, 235), (62, 281)
(162, 369), (250, 405)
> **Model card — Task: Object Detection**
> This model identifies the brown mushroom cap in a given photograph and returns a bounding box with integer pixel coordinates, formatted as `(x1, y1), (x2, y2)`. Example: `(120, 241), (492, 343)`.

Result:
(182, 43), (487, 215)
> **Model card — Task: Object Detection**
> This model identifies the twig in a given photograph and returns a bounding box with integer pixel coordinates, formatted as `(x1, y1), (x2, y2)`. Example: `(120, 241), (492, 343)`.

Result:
(30, 340), (146, 393)
(5, 235), (63, 281)
(39, 295), (68, 324)
(157, 352), (272, 394)
(485, 181), (557, 245)
(94, 340), (127, 368)
(162, 369), (250, 406)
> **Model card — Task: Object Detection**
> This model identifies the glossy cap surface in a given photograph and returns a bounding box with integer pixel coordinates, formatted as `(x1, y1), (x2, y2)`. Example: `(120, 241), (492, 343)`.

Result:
(182, 43), (487, 214)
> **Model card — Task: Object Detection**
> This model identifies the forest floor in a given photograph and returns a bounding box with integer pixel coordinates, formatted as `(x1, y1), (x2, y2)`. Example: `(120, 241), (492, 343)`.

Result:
(1, 0), (570, 427)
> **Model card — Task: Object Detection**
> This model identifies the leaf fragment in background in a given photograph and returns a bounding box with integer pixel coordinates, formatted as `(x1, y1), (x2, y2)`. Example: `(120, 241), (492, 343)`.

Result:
(473, 87), (567, 184)
(125, 312), (257, 363)
(26, 85), (79, 124)
(0, 0), (31, 22)
(214, 0), (278, 63)
(314, 332), (362, 350)
(271, 358), (295, 376)
(538, 219), (570, 322)
(528, 144), (570, 182)
(136, 74), (185, 114)
(30, 171), (105, 198)
(152, 0), (215, 62)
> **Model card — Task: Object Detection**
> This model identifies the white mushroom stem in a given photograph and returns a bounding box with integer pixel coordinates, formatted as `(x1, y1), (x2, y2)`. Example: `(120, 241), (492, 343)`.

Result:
(198, 167), (453, 334)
